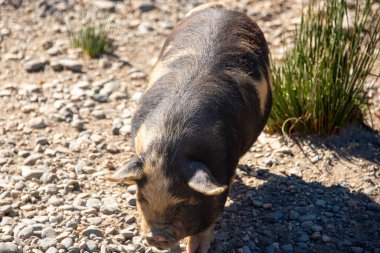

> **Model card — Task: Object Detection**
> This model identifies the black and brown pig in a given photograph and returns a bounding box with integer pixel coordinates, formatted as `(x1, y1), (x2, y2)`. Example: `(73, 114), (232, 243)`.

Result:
(110, 3), (272, 253)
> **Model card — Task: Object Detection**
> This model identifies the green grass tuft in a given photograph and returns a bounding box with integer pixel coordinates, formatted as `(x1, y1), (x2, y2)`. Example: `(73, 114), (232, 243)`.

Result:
(268, 0), (380, 136)
(69, 19), (111, 58)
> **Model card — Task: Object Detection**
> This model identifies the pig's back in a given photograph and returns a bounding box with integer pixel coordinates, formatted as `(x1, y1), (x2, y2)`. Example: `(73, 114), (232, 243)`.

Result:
(132, 7), (271, 181)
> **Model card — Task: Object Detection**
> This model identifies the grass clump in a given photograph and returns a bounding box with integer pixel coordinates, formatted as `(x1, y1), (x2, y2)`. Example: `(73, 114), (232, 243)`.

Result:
(268, 0), (380, 136)
(69, 16), (111, 58)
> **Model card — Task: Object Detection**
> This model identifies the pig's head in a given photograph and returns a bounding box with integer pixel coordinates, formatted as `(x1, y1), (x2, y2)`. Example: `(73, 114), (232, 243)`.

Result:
(110, 154), (228, 250)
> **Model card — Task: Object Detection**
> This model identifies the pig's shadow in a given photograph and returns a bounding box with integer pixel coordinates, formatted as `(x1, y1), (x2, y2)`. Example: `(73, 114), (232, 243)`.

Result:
(209, 170), (380, 253)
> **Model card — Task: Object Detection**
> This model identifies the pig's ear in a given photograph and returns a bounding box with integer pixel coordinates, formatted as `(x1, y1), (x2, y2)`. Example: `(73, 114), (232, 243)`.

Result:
(107, 156), (143, 184)
(183, 161), (227, 196)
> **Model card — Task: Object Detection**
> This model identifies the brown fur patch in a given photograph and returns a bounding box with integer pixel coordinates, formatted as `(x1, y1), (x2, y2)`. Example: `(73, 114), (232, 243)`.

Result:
(140, 153), (184, 216)
(134, 123), (159, 155)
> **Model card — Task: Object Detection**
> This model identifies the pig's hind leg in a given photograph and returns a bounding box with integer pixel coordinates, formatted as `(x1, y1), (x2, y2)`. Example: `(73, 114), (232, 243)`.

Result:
(185, 224), (215, 253)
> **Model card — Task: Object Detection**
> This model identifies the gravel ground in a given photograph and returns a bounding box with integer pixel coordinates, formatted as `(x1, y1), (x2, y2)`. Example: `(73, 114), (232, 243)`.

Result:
(0, 1), (379, 253)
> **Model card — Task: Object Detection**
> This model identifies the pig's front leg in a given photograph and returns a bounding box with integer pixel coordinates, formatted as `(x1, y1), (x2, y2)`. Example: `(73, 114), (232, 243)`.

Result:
(185, 224), (215, 253)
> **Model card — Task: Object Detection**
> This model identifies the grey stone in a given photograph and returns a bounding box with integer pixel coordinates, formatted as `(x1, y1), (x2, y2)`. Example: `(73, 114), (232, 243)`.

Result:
(17, 226), (34, 239)
(242, 246), (252, 253)
(58, 59), (82, 72)
(1, 217), (14, 227)
(298, 234), (309, 242)
(138, 2), (155, 12)
(315, 199), (326, 207)
(41, 227), (56, 238)
(84, 240), (98, 252)
(21, 166), (44, 180)
(87, 217), (103, 226)
(351, 247), (363, 253)
(24, 59), (47, 72)
(0, 205), (12, 214)
(29, 117), (47, 129)
(289, 209), (300, 220)
(86, 198), (101, 210)
(91, 94), (108, 103)
(120, 229), (134, 239)
(0, 242), (18, 253)
(60, 238), (74, 249)
(281, 244), (293, 252)
(45, 247), (58, 253)
(39, 238), (57, 251)
(36, 137), (49, 146)
(91, 110), (106, 119)
(100, 196), (120, 214)
(82, 226), (103, 238)
(100, 81), (119, 95)
(266, 243), (280, 253)
(0, 235), (13, 242)
(127, 196), (136, 207)
(127, 185), (137, 195)
(92, 0), (115, 11)
(48, 196), (63, 206)
(24, 154), (42, 165)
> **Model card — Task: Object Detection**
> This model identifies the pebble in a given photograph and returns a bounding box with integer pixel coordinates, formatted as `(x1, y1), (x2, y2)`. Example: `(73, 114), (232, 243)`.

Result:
(315, 199), (326, 207)
(21, 166), (44, 180)
(23, 59), (47, 72)
(24, 154), (42, 165)
(298, 234), (309, 242)
(126, 196), (137, 207)
(41, 227), (56, 238)
(46, 247), (59, 253)
(58, 59), (83, 72)
(351, 247), (363, 253)
(84, 240), (98, 252)
(29, 117), (47, 129)
(100, 196), (121, 214)
(82, 226), (103, 238)
(92, 0), (116, 11)
(281, 244), (293, 252)
(17, 226), (34, 239)
(138, 2), (156, 12)
(86, 198), (101, 210)
(48, 196), (63, 206)
(61, 238), (74, 249)
(127, 184), (137, 194)
(39, 238), (57, 251)
(0, 242), (18, 253)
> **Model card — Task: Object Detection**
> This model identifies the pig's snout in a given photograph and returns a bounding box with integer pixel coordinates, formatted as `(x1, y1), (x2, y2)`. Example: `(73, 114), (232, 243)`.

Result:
(145, 230), (175, 250)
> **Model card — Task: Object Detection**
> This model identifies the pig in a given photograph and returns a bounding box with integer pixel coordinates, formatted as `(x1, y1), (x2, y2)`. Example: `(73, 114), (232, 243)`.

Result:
(110, 3), (272, 253)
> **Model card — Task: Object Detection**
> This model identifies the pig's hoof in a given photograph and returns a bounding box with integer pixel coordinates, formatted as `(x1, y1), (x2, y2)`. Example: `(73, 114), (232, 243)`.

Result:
(185, 225), (214, 253)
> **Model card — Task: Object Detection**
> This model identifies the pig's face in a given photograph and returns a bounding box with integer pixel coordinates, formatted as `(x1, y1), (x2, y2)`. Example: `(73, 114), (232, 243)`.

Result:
(109, 155), (227, 250)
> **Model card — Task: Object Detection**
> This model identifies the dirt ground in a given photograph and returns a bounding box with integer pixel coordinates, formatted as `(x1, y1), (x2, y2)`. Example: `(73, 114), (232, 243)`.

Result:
(0, 0), (379, 253)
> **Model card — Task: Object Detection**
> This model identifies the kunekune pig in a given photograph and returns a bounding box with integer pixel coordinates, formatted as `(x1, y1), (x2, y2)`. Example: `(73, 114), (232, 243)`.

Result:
(110, 3), (272, 253)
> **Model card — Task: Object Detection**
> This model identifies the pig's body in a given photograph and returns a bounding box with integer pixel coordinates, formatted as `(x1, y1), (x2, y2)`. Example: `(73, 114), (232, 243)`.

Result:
(111, 4), (271, 253)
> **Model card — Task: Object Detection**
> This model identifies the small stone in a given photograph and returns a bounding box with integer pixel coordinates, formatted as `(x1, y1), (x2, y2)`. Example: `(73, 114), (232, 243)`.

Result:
(127, 185), (137, 195)
(71, 116), (84, 131)
(263, 203), (272, 209)
(91, 94), (108, 103)
(42, 40), (53, 50)
(92, 0), (115, 11)
(41, 227), (56, 239)
(120, 229), (134, 239)
(58, 59), (82, 72)
(242, 245), (252, 253)
(86, 198), (101, 210)
(21, 166), (44, 180)
(39, 238), (57, 251)
(60, 238), (74, 249)
(85, 240), (98, 252)
(18, 226), (34, 239)
(351, 247), (363, 253)
(127, 196), (137, 207)
(0, 242), (18, 253)
(24, 59), (47, 72)
(281, 244), (293, 252)
(46, 247), (58, 253)
(24, 154), (42, 165)
(100, 196), (120, 214)
(48, 196), (63, 206)
(138, 2), (155, 12)
(289, 209), (300, 220)
(82, 226), (103, 238)
(91, 110), (106, 119)
(100, 81), (119, 95)
(310, 232), (321, 240)
(311, 155), (320, 163)
(315, 199), (326, 207)
(29, 117), (47, 129)
(298, 234), (309, 242)
(322, 234), (331, 242)
(251, 200), (263, 208)
(266, 243), (280, 253)
(50, 61), (63, 71)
